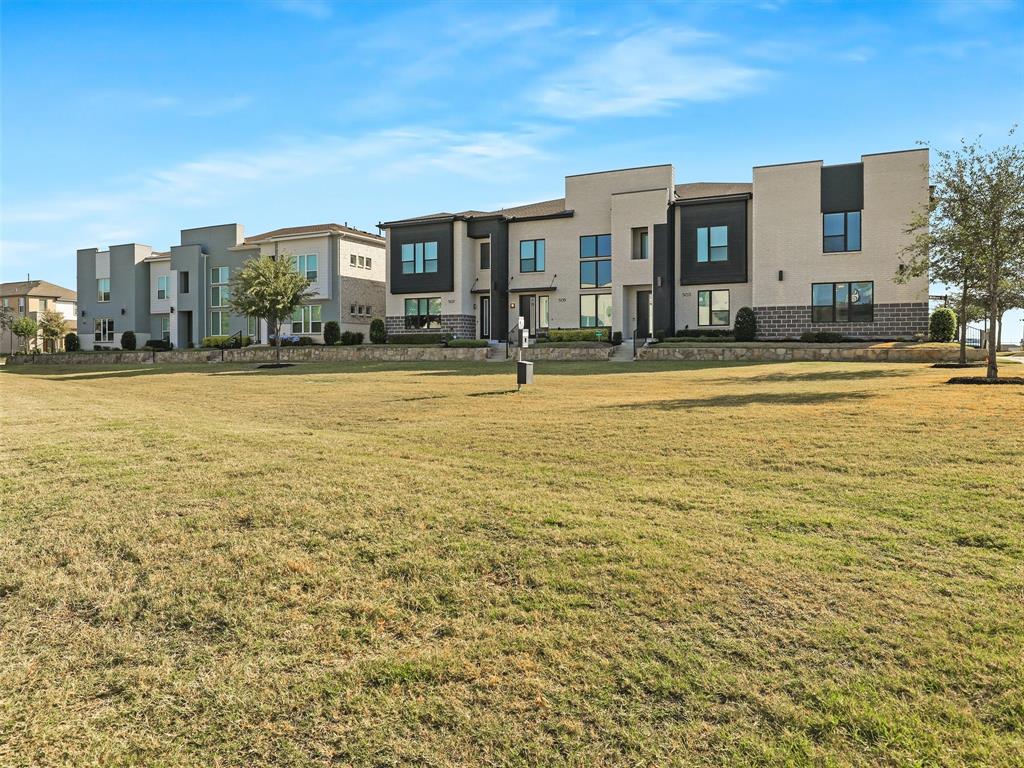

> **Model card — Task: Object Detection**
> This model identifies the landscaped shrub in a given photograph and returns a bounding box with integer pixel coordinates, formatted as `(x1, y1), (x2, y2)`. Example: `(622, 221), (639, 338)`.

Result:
(929, 307), (957, 343)
(297, 336), (315, 346)
(734, 307), (757, 342)
(201, 335), (252, 349)
(547, 328), (612, 343)
(120, 330), (137, 350)
(673, 328), (734, 338)
(370, 318), (387, 344)
(339, 331), (364, 346)
(663, 336), (736, 343)
(800, 331), (846, 343)
(446, 339), (489, 348)
(64, 332), (79, 352)
(387, 333), (451, 345)
(323, 321), (341, 346)
(611, 331), (622, 346)
(654, 329), (666, 342)
(144, 339), (173, 350)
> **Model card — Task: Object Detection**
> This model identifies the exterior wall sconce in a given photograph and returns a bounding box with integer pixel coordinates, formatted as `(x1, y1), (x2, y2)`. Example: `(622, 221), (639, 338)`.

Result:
(121, 308), (126, 314)
(81, 309), (86, 317)
(170, 307), (175, 313)
(778, 270), (784, 281)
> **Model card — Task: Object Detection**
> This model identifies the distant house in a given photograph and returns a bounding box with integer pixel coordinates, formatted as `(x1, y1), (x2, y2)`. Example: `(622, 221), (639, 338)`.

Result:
(0, 279), (78, 353)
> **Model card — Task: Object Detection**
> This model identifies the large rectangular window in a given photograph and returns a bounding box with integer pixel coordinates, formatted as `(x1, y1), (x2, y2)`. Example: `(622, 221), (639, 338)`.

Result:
(94, 317), (114, 342)
(698, 290), (730, 326)
(811, 281), (873, 323)
(210, 265), (231, 336)
(823, 211), (861, 252)
(580, 234), (612, 259)
(580, 259), (612, 288)
(539, 295), (550, 329)
(579, 294), (612, 328)
(480, 242), (490, 270)
(632, 227), (649, 260)
(291, 304), (323, 334)
(156, 275), (169, 300)
(160, 316), (170, 341)
(697, 226), (728, 263)
(401, 242), (439, 274)
(520, 239), (545, 273)
(210, 311), (230, 335)
(97, 278), (110, 302)
(295, 254), (318, 281)
(404, 297), (442, 329)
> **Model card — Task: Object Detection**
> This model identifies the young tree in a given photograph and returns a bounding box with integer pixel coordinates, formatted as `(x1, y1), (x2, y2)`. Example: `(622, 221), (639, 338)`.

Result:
(899, 131), (1024, 376)
(11, 316), (38, 353)
(0, 305), (14, 355)
(37, 309), (67, 352)
(227, 254), (315, 363)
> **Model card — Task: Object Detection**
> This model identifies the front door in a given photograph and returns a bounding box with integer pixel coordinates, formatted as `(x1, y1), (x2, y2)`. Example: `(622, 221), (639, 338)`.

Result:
(480, 296), (490, 339)
(636, 290), (652, 337)
(519, 295), (535, 334)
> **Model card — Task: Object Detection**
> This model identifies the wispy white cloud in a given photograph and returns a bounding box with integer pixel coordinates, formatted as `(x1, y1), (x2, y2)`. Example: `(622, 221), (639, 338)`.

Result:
(837, 46), (875, 63)
(84, 90), (251, 117)
(534, 28), (767, 119)
(271, 0), (332, 20)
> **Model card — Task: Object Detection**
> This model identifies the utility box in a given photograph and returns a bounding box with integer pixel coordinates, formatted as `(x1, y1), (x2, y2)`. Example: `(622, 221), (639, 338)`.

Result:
(517, 360), (534, 386)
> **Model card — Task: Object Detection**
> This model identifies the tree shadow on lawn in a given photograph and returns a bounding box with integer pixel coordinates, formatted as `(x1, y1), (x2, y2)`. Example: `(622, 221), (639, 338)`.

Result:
(708, 368), (917, 385)
(616, 389), (875, 411)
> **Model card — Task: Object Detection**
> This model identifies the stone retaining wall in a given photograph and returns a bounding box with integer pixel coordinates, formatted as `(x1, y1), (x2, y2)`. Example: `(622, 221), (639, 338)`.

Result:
(638, 343), (986, 363)
(7, 345), (489, 365)
(520, 346), (613, 361)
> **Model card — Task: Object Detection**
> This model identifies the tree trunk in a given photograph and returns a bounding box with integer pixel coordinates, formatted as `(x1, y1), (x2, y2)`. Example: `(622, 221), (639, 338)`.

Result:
(958, 274), (969, 366)
(275, 318), (282, 365)
(987, 272), (999, 379)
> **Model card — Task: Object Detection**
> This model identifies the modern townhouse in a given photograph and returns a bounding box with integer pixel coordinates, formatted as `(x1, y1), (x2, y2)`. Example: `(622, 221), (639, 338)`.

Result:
(0, 279), (77, 353)
(76, 222), (384, 350)
(379, 148), (930, 342)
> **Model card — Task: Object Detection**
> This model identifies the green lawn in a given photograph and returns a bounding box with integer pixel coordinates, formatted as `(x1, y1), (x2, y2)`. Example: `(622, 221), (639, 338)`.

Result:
(1, 360), (1022, 767)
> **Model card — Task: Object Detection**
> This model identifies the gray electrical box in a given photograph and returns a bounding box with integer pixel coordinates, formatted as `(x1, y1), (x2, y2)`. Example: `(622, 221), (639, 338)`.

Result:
(517, 360), (534, 386)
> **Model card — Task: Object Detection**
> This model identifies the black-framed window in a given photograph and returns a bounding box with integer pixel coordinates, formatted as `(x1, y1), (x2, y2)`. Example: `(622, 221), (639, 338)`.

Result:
(580, 234), (611, 259)
(580, 259), (611, 289)
(697, 226), (728, 263)
(480, 242), (490, 270)
(823, 211), (861, 252)
(401, 242), (439, 274)
(404, 297), (442, 329)
(179, 271), (190, 294)
(520, 239), (545, 272)
(580, 294), (612, 328)
(698, 289), (729, 326)
(632, 227), (648, 260)
(811, 281), (873, 323)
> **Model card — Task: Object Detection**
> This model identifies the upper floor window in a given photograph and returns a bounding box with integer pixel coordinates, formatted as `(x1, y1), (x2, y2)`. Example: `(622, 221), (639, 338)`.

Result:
(179, 271), (190, 294)
(296, 254), (317, 281)
(811, 281), (873, 323)
(580, 259), (612, 289)
(350, 254), (358, 266)
(358, 255), (365, 268)
(520, 239), (545, 273)
(632, 227), (649, 260)
(97, 278), (110, 302)
(39, 298), (49, 310)
(211, 267), (229, 308)
(823, 211), (861, 252)
(580, 234), (611, 259)
(698, 289), (730, 326)
(157, 275), (169, 300)
(480, 242), (491, 270)
(211, 266), (229, 284)
(697, 226), (728, 263)
(404, 297), (442, 329)
(365, 256), (372, 269)
(401, 242), (438, 274)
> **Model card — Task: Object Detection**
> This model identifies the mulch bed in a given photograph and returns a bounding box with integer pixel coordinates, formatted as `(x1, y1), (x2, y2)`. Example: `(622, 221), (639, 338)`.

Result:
(256, 363), (296, 369)
(946, 376), (1024, 385)
(932, 362), (986, 369)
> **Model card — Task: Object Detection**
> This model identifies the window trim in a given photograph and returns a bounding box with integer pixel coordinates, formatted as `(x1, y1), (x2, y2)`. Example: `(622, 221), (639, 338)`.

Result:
(580, 259), (612, 289)
(697, 289), (730, 327)
(697, 226), (729, 263)
(401, 241), (439, 274)
(519, 239), (545, 273)
(822, 211), (862, 253)
(94, 317), (114, 342)
(97, 278), (110, 303)
(156, 275), (169, 300)
(810, 281), (874, 323)
(291, 304), (323, 334)
(296, 254), (318, 281)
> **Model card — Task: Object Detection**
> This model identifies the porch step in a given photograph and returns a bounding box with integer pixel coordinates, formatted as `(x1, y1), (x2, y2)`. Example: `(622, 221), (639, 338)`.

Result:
(609, 343), (635, 363)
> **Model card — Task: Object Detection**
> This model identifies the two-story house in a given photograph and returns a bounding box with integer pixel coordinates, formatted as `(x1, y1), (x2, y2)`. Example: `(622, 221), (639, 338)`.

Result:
(0, 279), (78, 353)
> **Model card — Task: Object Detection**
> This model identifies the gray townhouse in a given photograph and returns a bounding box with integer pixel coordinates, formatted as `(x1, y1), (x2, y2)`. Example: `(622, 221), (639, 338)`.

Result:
(76, 222), (384, 349)
(379, 149), (930, 341)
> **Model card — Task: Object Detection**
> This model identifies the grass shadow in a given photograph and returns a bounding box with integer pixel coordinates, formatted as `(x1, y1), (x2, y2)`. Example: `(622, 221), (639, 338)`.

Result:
(710, 368), (915, 384)
(617, 389), (875, 411)
(467, 389), (521, 397)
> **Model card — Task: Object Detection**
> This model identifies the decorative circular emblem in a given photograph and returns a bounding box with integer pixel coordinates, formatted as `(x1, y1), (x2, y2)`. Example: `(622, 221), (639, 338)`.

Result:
(850, 288), (861, 303)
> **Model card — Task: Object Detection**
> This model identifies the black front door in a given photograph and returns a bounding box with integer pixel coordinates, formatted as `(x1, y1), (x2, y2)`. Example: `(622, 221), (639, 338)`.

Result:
(480, 296), (490, 339)
(636, 291), (651, 337)
(519, 295), (534, 333)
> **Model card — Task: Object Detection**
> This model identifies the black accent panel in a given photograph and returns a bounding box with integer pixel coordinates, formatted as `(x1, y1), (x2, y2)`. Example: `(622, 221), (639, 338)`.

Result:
(678, 199), (748, 285)
(652, 221), (673, 334)
(821, 163), (864, 213)
(467, 218), (509, 341)
(388, 221), (454, 294)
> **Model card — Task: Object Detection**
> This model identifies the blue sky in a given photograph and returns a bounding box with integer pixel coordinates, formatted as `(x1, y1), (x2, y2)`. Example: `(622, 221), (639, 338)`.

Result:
(2, 0), (1022, 339)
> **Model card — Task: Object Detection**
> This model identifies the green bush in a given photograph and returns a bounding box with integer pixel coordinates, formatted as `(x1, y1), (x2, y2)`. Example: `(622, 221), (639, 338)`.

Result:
(370, 318), (387, 344)
(734, 307), (757, 342)
(799, 331), (846, 343)
(339, 331), (364, 346)
(547, 328), (612, 343)
(446, 339), (489, 348)
(673, 328), (733, 338)
(929, 307), (957, 343)
(323, 321), (341, 346)
(611, 331), (622, 346)
(201, 335), (252, 349)
(654, 329), (666, 342)
(387, 333), (451, 345)
(144, 339), (173, 350)
(663, 336), (736, 343)
(121, 330), (137, 350)
(64, 332), (79, 352)
(297, 336), (315, 346)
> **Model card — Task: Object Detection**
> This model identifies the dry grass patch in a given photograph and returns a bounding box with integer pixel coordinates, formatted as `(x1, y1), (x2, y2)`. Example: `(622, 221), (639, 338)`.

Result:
(1, 360), (1022, 766)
